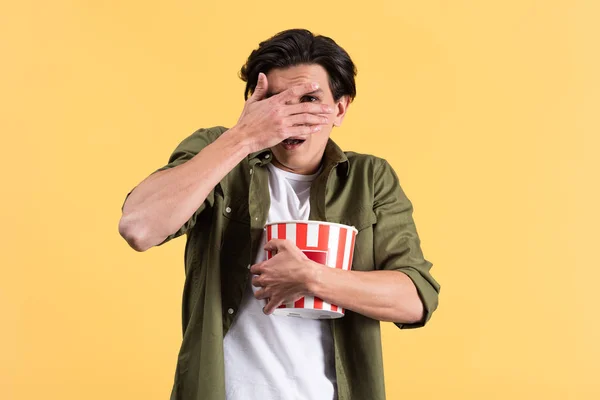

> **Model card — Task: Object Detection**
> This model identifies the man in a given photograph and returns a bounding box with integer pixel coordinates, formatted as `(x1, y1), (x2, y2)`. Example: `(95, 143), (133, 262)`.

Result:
(119, 29), (439, 400)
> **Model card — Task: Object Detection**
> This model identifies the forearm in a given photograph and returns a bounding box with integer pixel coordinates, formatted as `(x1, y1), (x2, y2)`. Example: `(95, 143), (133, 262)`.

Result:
(119, 127), (249, 251)
(307, 265), (424, 323)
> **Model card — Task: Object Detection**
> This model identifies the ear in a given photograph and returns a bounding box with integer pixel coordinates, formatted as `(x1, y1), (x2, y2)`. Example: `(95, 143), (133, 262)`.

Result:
(332, 95), (351, 127)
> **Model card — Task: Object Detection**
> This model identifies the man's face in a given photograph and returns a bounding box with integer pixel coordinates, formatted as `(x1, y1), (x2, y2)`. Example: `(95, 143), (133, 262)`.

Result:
(266, 64), (349, 175)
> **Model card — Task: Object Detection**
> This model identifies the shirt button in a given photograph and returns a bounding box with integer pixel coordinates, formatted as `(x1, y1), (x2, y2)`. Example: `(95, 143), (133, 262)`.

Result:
(225, 207), (231, 213)
(228, 308), (234, 315)
(247, 264), (251, 269)
(254, 217), (258, 221)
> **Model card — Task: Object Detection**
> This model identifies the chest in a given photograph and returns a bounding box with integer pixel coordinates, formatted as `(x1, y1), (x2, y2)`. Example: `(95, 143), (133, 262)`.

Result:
(217, 163), (377, 274)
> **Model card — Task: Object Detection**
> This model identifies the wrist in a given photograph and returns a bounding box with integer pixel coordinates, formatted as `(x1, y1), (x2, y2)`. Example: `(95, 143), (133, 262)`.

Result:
(226, 124), (253, 156)
(304, 260), (326, 296)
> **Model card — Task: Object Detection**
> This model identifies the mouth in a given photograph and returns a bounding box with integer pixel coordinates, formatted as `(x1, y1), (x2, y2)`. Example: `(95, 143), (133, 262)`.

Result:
(281, 137), (306, 150)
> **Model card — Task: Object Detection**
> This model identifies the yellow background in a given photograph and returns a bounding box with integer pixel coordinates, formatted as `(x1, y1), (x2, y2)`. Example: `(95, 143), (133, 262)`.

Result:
(2, 1), (598, 399)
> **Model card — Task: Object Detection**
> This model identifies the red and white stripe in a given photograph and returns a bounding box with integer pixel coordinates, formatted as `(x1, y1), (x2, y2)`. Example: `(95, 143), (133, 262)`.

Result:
(265, 221), (358, 317)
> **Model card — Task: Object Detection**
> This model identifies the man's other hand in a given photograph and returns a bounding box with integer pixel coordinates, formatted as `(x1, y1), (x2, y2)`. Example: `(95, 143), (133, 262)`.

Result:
(250, 239), (319, 315)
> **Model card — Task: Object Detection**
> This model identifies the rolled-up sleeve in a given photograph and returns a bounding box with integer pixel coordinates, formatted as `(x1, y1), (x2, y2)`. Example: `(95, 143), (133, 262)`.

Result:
(372, 159), (440, 329)
(121, 126), (225, 246)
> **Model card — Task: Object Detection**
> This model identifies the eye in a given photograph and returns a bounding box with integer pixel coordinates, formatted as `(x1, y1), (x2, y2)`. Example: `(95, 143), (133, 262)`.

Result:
(300, 95), (319, 103)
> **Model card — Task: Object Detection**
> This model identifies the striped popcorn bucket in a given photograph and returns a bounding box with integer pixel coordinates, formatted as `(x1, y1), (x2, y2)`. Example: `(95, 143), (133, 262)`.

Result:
(264, 220), (358, 319)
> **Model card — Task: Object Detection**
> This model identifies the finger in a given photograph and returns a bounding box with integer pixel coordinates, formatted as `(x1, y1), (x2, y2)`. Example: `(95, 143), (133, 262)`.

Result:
(250, 261), (265, 275)
(254, 288), (268, 300)
(263, 298), (283, 315)
(276, 82), (320, 103)
(284, 124), (322, 137)
(285, 102), (334, 116)
(251, 274), (264, 287)
(286, 113), (330, 127)
(264, 238), (292, 253)
(248, 72), (269, 103)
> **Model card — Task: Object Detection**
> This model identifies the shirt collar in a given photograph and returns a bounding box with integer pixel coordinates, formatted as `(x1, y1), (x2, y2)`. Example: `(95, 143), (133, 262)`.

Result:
(323, 138), (350, 177)
(248, 138), (349, 177)
(249, 148), (273, 163)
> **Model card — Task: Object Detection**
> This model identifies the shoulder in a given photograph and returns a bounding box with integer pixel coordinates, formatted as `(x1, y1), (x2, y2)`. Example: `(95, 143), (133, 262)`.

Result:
(171, 126), (228, 155)
(155, 126), (230, 170)
(343, 151), (404, 201)
(344, 151), (393, 177)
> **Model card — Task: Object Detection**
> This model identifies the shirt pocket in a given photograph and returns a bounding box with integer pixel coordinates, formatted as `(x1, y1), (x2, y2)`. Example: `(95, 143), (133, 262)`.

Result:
(330, 207), (377, 232)
(220, 194), (252, 270)
(222, 194), (250, 225)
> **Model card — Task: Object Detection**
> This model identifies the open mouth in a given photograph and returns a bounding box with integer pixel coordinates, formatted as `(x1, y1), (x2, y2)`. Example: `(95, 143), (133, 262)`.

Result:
(282, 138), (306, 145)
(280, 137), (306, 150)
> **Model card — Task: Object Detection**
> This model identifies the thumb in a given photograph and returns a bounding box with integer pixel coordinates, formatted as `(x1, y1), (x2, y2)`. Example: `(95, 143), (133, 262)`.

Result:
(250, 72), (268, 102)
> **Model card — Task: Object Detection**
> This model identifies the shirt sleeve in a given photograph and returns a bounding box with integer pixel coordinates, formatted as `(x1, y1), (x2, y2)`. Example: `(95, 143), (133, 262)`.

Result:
(372, 159), (440, 329)
(121, 126), (226, 246)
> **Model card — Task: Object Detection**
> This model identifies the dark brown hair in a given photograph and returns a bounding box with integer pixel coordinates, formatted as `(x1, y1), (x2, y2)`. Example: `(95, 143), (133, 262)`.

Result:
(240, 29), (357, 102)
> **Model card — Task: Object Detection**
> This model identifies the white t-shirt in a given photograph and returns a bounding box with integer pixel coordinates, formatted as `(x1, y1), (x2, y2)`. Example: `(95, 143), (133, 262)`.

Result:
(223, 163), (337, 400)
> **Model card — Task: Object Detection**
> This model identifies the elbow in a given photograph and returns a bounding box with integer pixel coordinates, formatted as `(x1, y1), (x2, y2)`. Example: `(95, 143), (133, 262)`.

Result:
(118, 213), (153, 252)
(384, 301), (423, 324)
(391, 271), (427, 324)
(388, 285), (425, 324)
(386, 302), (424, 325)
(403, 300), (425, 325)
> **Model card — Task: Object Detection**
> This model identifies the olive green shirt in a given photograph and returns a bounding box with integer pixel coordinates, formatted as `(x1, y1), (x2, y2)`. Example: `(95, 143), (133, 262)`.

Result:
(124, 126), (440, 400)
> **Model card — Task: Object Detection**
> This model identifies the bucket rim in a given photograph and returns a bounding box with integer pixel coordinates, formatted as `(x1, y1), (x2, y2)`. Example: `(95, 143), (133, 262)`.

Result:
(264, 220), (358, 234)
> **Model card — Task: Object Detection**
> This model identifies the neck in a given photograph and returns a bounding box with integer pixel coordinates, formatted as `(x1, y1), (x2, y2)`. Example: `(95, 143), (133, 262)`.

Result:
(270, 158), (322, 175)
